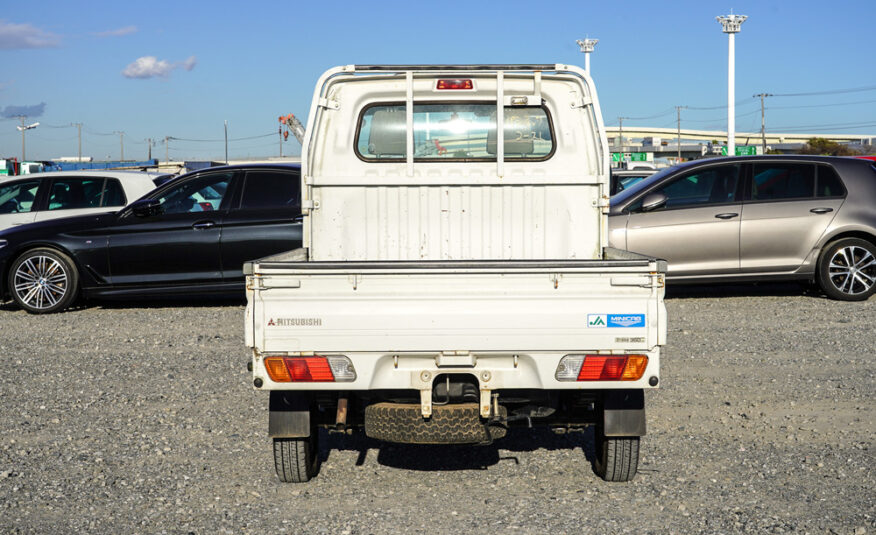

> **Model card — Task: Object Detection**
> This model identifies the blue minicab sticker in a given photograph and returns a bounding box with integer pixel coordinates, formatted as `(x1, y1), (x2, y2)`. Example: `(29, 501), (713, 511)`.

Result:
(588, 314), (646, 328)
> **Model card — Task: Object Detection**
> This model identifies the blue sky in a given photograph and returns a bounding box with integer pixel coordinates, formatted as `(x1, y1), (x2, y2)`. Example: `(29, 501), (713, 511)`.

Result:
(1, 0), (874, 161)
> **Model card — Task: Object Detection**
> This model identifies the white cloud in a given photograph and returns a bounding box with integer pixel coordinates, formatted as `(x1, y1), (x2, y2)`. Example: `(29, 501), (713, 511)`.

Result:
(122, 55), (197, 79)
(95, 25), (137, 38)
(0, 20), (59, 49)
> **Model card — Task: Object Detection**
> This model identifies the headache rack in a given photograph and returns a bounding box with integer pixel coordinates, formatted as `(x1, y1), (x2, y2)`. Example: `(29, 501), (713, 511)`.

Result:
(301, 63), (600, 181)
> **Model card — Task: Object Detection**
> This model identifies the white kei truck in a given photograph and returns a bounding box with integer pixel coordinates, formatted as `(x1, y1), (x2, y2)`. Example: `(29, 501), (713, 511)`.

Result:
(245, 64), (667, 483)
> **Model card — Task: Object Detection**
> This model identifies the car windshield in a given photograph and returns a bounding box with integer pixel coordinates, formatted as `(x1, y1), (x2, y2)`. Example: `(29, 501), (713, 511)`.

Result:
(611, 165), (680, 204)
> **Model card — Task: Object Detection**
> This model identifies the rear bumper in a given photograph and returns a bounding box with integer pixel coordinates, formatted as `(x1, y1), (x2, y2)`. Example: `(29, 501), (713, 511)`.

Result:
(254, 349), (660, 418)
(254, 349), (660, 391)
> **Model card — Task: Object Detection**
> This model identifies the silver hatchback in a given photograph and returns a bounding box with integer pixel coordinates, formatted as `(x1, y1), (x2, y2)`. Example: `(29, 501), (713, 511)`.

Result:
(609, 155), (876, 301)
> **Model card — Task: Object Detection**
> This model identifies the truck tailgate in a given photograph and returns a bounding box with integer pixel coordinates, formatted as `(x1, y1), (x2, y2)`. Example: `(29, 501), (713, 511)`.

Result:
(247, 259), (666, 354)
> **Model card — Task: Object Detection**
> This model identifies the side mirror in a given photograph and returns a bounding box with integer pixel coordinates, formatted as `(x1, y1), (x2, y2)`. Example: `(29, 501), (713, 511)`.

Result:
(130, 199), (161, 217)
(641, 192), (668, 212)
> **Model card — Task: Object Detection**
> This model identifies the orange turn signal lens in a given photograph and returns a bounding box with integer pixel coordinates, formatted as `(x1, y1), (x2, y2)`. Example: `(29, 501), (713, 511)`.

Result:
(621, 355), (649, 380)
(265, 357), (292, 382)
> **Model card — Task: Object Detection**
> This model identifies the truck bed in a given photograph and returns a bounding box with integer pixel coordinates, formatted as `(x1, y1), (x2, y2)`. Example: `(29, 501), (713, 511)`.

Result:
(246, 251), (666, 356)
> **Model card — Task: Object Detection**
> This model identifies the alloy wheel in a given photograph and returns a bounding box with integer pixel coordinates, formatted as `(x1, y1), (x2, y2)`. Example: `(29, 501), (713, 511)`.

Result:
(827, 245), (875, 297)
(13, 255), (69, 310)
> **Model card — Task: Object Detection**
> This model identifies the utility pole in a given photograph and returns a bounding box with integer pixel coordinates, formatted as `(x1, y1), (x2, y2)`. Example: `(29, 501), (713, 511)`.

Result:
(115, 131), (125, 161)
(676, 106), (687, 161)
(71, 122), (83, 162)
(146, 138), (153, 161)
(617, 117), (627, 150)
(754, 93), (773, 154)
(576, 38), (598, 74)
(164, 137), (169, 163)
(16, 116), (39, 161)
(717, 13), (747, 156)
(278, 125), (283, 158)
(224, 120), (229, 164)
(19, 116), (26, 161)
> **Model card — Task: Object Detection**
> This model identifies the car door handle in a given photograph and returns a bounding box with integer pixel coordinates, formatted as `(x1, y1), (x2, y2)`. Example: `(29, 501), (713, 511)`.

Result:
(810, 207), (834, 214)
(715, 213), (739, 220)
(192, 221), (216, 230)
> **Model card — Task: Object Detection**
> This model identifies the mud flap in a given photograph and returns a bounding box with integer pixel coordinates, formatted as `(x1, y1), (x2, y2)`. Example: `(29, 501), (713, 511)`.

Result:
(602, 389), (646, 437)
(269, 391), (311, 438)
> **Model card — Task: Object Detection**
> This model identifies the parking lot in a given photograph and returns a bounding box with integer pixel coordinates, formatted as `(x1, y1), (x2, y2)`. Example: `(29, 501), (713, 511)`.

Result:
(0, 285), (873, 534)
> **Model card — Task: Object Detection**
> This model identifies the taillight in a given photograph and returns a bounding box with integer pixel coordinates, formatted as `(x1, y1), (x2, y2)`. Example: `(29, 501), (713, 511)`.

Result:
(264, 356), (356, 383)
(436, 79), (473, 90)
(555, 354), (648, 381)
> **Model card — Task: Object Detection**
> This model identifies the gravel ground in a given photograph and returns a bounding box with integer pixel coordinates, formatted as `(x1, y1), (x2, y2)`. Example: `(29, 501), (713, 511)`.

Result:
(0, 284), (873, 534)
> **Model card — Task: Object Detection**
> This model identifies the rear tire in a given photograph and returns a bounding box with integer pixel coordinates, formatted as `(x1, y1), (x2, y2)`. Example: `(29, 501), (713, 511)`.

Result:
(273, 431), (319, 483)
(817, 238), (876, 301)
(8, 248), (79, 314)
(594, 428), (639, 482)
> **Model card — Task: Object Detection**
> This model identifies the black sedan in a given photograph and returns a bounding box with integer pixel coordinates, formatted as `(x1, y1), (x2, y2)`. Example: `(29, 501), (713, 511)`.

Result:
(0, 163), (302, 313)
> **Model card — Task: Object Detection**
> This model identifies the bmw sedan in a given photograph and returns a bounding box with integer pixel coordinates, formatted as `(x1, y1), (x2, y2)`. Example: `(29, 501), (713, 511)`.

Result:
(0, 163), (302, 313)
(0, 170), (170, 231)
(609, 155), (876, 301)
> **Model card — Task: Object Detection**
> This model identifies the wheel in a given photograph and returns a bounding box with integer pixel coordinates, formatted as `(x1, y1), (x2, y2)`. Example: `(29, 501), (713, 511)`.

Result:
(594, 427), (639, 482)
(817, 238), (876, 301)
(8, 248), (79, 314)
(273, 431), (319, 483)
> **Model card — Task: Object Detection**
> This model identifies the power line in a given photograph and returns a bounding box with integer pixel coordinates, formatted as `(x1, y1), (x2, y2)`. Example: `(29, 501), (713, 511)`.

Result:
(771, 85), (876, 98)
(686, 98), (756, 111)
(610, 108), (676, 123)
(767, 120), (876, 131)
(168, 132), (275, 143)
(683, 109), (761, 123)
(767, 98), (876, 110)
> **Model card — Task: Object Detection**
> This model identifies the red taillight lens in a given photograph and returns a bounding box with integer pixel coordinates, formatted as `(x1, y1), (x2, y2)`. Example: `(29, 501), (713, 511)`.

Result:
(264, 356), (335, 382)
(576, 355), (649, 381)
(436, 79), (473, 90)
(578, 356), (625, 380)
(287, 357), (335, 382)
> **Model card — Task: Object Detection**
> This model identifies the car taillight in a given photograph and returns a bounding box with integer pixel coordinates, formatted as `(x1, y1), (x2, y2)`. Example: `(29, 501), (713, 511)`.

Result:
(436, 79), (473, 90)
(264, 356), (356, 383)
(555, 354), (648, 381)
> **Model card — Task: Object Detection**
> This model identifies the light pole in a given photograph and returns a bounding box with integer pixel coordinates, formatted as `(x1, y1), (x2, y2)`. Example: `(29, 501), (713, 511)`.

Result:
(716, 13), (747, 156)
(16, 117), (39, 161)
(576, 38), (598, 73)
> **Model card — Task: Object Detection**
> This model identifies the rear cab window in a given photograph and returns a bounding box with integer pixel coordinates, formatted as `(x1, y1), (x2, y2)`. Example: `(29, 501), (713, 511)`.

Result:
(356, 103), (554, 161)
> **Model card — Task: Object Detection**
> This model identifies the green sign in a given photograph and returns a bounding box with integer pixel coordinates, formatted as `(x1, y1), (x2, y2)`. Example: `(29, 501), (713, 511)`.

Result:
(720, 145), (757, 156)
(611, 152), (649, 162)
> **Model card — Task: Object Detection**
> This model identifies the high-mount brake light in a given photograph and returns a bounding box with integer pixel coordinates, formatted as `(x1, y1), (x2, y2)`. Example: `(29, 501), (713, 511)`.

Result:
(263, 355), (356, 383)
(555, 354), (649, 381)
(436, 79), (474, 90)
